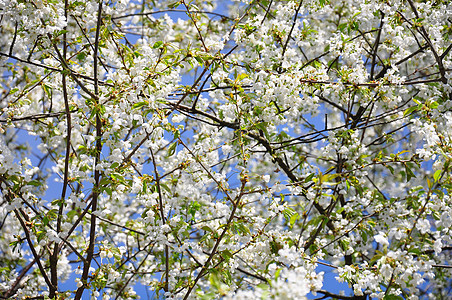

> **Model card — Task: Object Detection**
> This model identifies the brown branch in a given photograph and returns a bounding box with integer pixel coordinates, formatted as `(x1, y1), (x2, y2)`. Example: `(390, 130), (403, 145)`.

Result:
(50, 1), (70, 297)
(0, 110), (77, 123)
(370, 12), (384, 81)
(281, 0), (304, 58)
(92, 212), (145, 235)
(149, 145), (169, 292)
(8, 22), (18, 56)
(182, 0), (209, 52)
(14, 209), (55, 293)
(407, 0), (447, 84)
(3, 258), (36, 298)
(317, 290), (366, 300)
(74, 2), (103, 298)
(260, 0), (274, 25)
(116, 251), (153, 298)
(182, 177), (246, 299)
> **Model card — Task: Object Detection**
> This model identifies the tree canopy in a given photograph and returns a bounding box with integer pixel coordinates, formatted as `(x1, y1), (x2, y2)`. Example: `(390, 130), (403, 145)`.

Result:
(0, 0), (451, 299)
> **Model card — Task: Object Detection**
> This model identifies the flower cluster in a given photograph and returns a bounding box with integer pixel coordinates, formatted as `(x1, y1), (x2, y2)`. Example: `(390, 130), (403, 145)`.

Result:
(0, 0), (451, 299)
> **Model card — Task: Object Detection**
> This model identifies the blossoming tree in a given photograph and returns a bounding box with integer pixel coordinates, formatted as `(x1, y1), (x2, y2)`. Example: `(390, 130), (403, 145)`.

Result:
(1, 0), (451, 299)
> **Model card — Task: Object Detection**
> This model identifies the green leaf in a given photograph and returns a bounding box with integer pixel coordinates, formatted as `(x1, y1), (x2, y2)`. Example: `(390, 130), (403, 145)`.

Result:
(57, 29), (69, 36)
(209, 272), (221, 290)
(339, 239), (349, 249)
(168, 1), (181, 9)
(67, 209), (77, 219)
(103, 186), (112, 196)
(351, 21), (359, 31)
(168, 142), (177, 157)
(27, 180), (42, 186)
(160, 183), (171, 193)
(403, 106), (419, 117)
(188, 201), (201, 220)
(433, 169), (442, 182)
(405, 164), (416, 182)
(220, 249), (233, 260)
(270, 239), (283, 254)
(201, 225), (214, 233)
(282, 207), (296, 221)
(76, 52), (86, 61)
(370, 250), (383, 265)
(408, 247), (421, 255)
(274, 267), (282, 279)
(9, 88), (19, 95)
(153, 41), (164, 49)
(235, 222), (250, 235)
(255, 121), (270, 138)
(321, 173), (340, 183)
(236, 73), (248, 81)
(289, 212), (299, 228)
(36, 231), (46, 242)
(337, 23), (347, 32)
(361, 231), (368, 243)
(173, 128), (181, 139)
(42, 84), (52, 97)
(194, 56), (204, 66)
(111, 173), (124, 182)
(386, 164), (394, 175)
(304, 173), (315, 183)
